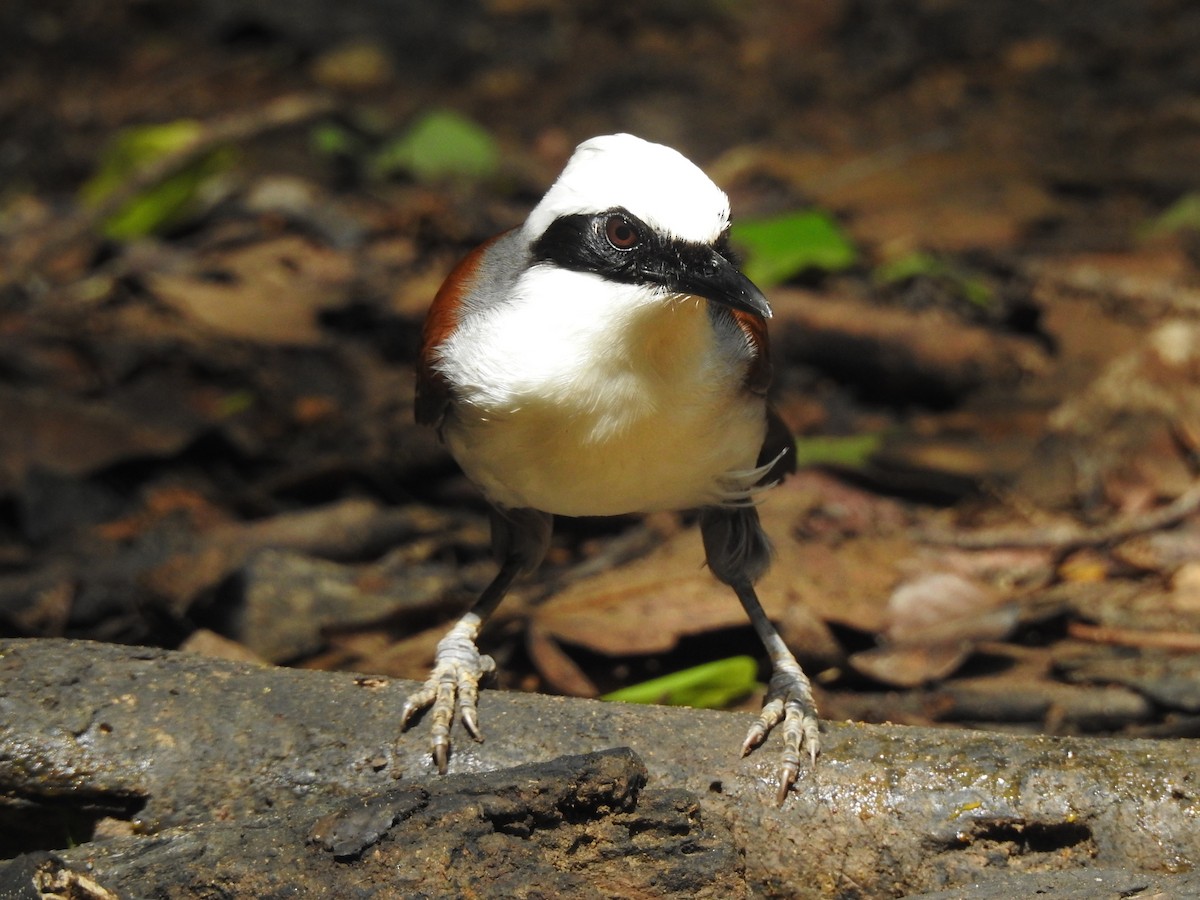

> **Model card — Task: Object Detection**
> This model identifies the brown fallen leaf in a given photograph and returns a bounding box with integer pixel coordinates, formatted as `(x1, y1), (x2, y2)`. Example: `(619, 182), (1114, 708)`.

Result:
(847, 572), (1017, 687)
(141, 498), (449, 615)
(1170, 562), (1200, 612)
(328, 624), (444, 681)
(909, 544), (1056, 590)
(1033, 319), (1200, 507)
(146, 234), (353, 345)
(883, 572), (1016, 647)
(178, 628), (267, 664)
(534, 477), (898, 660)
(1054, 578), (1200, 634)
(1113, 524), (1200, 574)
(533, 532), (754, 656)
(526, 625), (600, 698)
(1035, 247), (1200, 323)
(771, 286), (1050, 401)
(95, 484), (231, 542)
(222, 549), (435, 664)
(719, 142), (1060, 252)
(0, 384), (200, 481)
(848, 643), (972, 689)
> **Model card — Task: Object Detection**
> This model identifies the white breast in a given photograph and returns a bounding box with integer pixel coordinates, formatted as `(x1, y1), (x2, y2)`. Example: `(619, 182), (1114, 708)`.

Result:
(435, 265), (768, 516)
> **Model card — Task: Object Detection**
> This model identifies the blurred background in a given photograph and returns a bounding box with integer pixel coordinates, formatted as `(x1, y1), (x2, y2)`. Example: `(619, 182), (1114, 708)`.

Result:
(2, 0), (1199, 739)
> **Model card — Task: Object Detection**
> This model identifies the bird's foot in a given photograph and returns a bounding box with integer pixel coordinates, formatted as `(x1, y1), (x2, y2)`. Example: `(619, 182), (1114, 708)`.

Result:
(741, 657), (820, 805)
(399, 613), (495, 774)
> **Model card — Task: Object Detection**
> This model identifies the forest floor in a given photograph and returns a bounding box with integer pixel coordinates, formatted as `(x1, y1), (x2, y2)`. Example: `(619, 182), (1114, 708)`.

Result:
(2, 0), (1200, 777)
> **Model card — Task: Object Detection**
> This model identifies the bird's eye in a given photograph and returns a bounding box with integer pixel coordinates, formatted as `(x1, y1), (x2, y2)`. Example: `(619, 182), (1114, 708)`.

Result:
(604, 215), (640, 250)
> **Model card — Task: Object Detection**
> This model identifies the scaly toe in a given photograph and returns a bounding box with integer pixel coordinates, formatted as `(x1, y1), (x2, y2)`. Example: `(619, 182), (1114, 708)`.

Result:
(742, 660), (821, 802)
(399, 614), (493, 773)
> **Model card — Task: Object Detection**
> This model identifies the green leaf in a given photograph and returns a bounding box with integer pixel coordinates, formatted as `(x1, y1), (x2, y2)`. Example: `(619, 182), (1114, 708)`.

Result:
(602, 656), (759, 709)
(310, 122), (364, 159)
(1140, 193), (1200, 239)
(370, 110), (499, 182)
(873, 250), (947, 285)
(216, 390), (255, 418)
(730, 210), (857, 288)
(793, 433), (882, 469)
(81, 120), (201, 203)
(80, 120), (235, 240)
(874, 251), (995, 310)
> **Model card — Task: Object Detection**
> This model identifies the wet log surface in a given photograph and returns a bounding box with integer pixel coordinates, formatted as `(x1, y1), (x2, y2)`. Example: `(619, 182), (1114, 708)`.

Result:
(1, 638), (1197, 898)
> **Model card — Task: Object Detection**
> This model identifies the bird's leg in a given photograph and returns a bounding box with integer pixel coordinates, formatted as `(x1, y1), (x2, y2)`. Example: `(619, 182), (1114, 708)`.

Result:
(733, 579), (821, 804)
(397, 567), (511, 774)
(400, 506), (552, 773)
(700, 506), (820, 804)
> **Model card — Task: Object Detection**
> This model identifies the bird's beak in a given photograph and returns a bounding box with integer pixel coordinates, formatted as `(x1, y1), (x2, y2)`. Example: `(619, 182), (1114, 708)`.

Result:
(666, 248), (773, 320)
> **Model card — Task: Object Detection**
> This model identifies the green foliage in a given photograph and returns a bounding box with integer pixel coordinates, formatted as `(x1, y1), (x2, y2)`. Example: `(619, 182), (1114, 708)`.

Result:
(310, 121), (364, 159)
(874, 251), (994, 310)
(1140, 193), (1200, 238)
(369, 110), (500, 182)
(873, 251), (940, 285)
(602, 656), (759, 709)
(81, 120), (235, 239)
(793, 433), (883, 469)
(216, 391), (255, 418)
(730, 210), (857, 288)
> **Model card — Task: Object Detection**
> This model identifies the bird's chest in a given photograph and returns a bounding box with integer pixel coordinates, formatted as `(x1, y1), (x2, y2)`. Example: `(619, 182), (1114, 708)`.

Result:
(438, 286), (765, 515)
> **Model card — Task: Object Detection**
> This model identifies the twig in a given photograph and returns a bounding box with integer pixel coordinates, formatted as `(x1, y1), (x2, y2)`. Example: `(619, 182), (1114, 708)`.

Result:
(917, 480), (1200, 552)
(1067, 621), (1200, 652)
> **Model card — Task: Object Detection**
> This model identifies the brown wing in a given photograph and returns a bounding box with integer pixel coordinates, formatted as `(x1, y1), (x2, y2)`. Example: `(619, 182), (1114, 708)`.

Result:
(414, 234), (505, 428)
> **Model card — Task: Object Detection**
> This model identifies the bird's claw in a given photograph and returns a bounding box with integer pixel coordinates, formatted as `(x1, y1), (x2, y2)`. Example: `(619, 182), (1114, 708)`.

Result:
(400, 616), (495, 774)
(742, 659), (820, 805)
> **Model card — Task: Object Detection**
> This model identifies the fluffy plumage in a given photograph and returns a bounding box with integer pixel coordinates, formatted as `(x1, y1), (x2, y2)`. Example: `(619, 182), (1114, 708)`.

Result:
(405, 134), (819, 804)
(435, 245), (767, 515)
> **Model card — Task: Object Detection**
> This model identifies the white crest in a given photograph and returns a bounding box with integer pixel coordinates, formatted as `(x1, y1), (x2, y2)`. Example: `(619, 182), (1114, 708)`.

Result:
(522, 134), (730, 245)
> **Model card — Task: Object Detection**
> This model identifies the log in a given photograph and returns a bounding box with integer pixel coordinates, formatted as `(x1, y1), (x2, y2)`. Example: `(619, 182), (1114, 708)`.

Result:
(0, 638), (1197, 898)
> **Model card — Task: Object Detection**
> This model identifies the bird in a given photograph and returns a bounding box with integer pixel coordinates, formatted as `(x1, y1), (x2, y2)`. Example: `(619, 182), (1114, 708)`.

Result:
(404, 133), (820, 803)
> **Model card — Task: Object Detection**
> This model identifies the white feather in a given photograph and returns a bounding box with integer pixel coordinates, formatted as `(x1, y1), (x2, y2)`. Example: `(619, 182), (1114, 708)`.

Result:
(437, 265), (766, 516)
(522, 134), (730, 246)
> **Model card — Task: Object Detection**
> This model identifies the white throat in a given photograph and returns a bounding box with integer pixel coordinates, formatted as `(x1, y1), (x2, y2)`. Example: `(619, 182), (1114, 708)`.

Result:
(436, 265), (767, 516)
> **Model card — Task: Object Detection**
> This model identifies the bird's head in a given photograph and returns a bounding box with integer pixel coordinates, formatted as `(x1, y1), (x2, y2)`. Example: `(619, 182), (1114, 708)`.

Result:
(521, 134), (771, 320)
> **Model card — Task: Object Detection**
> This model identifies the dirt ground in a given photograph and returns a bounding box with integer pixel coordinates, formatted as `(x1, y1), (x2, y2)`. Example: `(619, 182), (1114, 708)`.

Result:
(2, 0), (1200, 814)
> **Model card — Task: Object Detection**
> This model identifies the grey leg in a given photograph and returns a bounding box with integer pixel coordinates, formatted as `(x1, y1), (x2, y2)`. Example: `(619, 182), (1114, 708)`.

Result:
(701, 506), (821, 804)
(400, 506), (552, 773)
